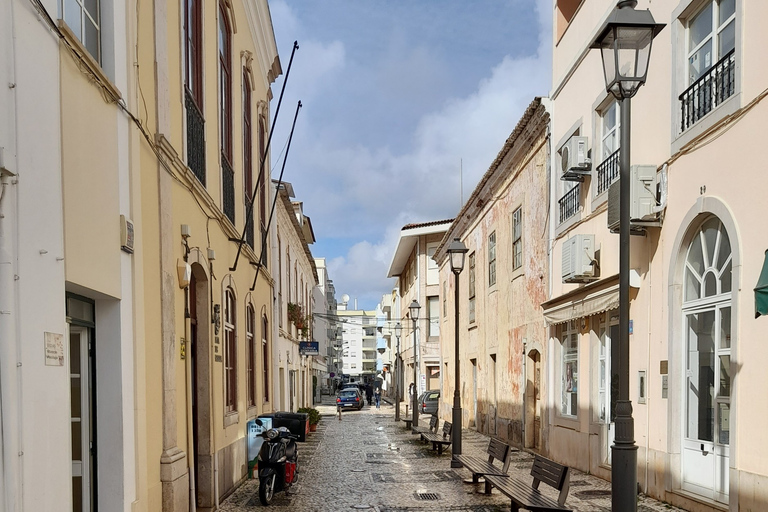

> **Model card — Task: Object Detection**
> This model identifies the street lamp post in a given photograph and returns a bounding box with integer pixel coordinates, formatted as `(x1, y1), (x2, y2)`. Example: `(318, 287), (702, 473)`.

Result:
(447, 238), (468, 469)
(590, 3), (664, 510)
(394, 322), (402, 421)
(409, 300), (421, 428)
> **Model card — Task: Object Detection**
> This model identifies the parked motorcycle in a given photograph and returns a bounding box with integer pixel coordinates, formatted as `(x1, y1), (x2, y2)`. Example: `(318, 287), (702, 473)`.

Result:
(256, 421), (299, 505)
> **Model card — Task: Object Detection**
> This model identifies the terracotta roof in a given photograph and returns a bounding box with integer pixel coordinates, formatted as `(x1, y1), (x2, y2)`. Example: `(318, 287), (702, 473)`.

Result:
(401, 219), (455, 231)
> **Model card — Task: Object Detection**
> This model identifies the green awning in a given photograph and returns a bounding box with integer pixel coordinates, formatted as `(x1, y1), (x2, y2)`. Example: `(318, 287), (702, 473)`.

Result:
(755, 250), (768, 318)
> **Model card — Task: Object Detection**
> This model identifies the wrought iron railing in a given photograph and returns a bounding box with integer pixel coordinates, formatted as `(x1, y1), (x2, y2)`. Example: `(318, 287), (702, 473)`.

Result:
(558, 184), (581, 224)
(185, 90), (206, 185)
(596, 149), (620, 195)
(680, 49), (735, 132)
(222, 156), (235, 223)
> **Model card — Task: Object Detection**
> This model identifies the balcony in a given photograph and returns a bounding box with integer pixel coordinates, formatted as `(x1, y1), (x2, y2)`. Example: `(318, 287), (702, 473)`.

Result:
(680, 49), (735, 132)
(596, 149), (619, 195)
(185, 90), (206, 185)
(222, 156), (235, 224)
(558, 184), (580, 224)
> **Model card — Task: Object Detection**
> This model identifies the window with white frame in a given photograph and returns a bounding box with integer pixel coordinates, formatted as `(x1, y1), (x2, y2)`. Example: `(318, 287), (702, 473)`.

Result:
(427, 243), (439, 285)
(596, 101), (621, 195)
(428, 296), (439, 337)
(246, 304), (255, 407)
(488, 232), (497, 287)
(560, 321), (578, 417)
(680, 0), (737, 132)
(468, 252), (476, 323)
(63, 0), (101, 63)
(512, 208), (522, 270)
(224, 288), (237, 413)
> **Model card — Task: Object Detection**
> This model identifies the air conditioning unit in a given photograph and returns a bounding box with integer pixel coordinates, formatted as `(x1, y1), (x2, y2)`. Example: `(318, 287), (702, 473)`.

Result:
(561, 136), (591, 181)
(562, 234), (597, 283)
(607, 165), (660, 233)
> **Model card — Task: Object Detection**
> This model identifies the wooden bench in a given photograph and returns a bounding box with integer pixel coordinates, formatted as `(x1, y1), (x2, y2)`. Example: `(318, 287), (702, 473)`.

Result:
(421, 421), (452, 454)
(413, 415), (438, 436)
(455, 438), (512, 494)
(485, 454), (572, 512)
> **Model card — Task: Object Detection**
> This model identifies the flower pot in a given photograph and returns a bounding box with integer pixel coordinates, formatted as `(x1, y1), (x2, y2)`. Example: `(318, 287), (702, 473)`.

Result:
(310, 423), (317, 432)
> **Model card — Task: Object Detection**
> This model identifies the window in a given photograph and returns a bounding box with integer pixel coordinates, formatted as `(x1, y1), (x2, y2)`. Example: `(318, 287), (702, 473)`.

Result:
(512, 208), (523, 270)
(63, 0), (101, 63)
(560, 321), (578, 417)
(263, 315), (270, 402)
(680, 0), (737, 132)
(277, 236), (283, 328)
(184, 0), (205, 184)
(468, 252), (476, 323)
(556, 0), (583, 41)
(428, 296), (439, 337)
(224, 289), (237, 413)
(246, 305), (255, 407)
(259, 116), (267, 228)
(243, 71), (254, 248)
(596, 102), (621, 195)
(488, 232), (497, 287)
(443, 281), (447, 316)
(427, 243), (439, 285)
(218, 3), (233, 164)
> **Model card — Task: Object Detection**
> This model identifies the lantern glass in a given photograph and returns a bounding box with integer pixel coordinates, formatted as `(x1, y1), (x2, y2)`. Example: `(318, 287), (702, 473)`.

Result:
(394, 322), (402, 338)
(409, 300), (420, 321)
(598, 24), (655, 99)
(447, 238), (468, 274)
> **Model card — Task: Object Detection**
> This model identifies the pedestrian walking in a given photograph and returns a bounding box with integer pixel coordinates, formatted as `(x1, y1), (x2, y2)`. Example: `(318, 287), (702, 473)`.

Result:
(374, 388), (381, 408)
(365, 384), (373, 406)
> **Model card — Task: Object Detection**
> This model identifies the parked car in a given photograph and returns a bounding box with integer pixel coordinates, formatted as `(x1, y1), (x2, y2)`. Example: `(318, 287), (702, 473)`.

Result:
(419, 390), (440, 415)
(336, 388), (364, 411)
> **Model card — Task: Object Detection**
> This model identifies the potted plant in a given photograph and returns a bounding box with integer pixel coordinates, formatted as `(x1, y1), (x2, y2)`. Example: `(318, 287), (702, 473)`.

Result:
(287, 303), (312, 339)
(298, 407), (321, 432)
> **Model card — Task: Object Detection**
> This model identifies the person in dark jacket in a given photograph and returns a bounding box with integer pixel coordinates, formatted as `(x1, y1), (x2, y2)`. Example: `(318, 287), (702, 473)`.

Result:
(365, 384), (373, 405)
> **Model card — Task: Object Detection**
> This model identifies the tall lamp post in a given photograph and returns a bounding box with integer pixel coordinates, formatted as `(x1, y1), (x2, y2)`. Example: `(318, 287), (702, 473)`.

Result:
(447, 238), (468, 468)
(590, 2), (664, 510)
(409, 300), (421, 428)
(394, 322), (402, 421)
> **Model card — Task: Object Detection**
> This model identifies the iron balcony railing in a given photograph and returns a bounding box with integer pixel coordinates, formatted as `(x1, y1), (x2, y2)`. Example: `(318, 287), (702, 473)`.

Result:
(680, 49), (735, 132)
(185, 90), (206, 185)
(596, 149), (620, 195)
(558, 184), (581, 224)
(222, 156), (235, 224)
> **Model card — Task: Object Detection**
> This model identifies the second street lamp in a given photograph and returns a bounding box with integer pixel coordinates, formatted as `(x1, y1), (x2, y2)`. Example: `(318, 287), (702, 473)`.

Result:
(590, 2), (664, 511)
(447, 238), (468, 469)
(394, 322), (402, 421)
(409, 300), (421, 428)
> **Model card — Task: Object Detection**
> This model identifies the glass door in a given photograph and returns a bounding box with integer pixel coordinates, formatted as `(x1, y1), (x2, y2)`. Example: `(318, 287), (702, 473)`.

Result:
(70, 327), (94, 512)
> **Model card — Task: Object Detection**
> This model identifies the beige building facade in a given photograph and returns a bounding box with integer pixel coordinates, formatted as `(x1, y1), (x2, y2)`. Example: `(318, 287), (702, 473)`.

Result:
(434, 99), (551, 449)
(547, 1), (768, 510)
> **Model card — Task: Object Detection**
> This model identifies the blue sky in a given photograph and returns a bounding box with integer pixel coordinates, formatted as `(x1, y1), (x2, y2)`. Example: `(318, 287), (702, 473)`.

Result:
(269, 0), (552, 310)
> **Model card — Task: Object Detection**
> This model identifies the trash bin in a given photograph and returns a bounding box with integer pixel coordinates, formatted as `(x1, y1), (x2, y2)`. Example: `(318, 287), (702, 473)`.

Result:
(257, 412), (309, 442)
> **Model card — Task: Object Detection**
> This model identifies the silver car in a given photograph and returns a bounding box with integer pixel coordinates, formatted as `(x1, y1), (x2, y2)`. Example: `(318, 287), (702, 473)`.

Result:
(419, 390), (439, 415)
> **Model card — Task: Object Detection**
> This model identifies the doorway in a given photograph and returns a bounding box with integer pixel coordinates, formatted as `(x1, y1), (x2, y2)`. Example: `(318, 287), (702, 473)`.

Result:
(525, 349), (541, 449)
(70, 325), (95, 512)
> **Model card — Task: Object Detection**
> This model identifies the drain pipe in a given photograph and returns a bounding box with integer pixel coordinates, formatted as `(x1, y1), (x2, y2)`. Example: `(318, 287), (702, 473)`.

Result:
(0, 162), (19, 512)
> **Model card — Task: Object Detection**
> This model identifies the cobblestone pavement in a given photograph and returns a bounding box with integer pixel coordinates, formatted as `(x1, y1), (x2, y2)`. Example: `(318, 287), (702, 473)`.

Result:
(220, 397), (686, 511)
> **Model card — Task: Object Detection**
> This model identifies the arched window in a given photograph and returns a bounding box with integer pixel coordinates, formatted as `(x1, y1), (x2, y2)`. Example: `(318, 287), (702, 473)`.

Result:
(246, 304), (255, 407)
(262, 315), (270, 403)
(224, 288), (237, 412)
(681, 216), (732, 500)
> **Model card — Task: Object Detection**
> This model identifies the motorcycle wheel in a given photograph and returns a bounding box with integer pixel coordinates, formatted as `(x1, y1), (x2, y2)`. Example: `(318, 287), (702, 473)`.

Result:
(259, 473), (275, 506)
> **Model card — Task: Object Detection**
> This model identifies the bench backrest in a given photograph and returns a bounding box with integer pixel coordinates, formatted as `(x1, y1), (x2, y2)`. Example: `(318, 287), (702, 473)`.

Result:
(487, 438), (511, 473)
(429, 415), (439, 433)
(530, 454), (570, 506)
(442, 421), (452, 439)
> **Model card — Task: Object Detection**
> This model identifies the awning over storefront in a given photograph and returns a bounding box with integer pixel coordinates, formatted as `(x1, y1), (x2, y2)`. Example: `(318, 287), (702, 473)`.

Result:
(755, 250), (768, 318)
(542, 275), (620, 326)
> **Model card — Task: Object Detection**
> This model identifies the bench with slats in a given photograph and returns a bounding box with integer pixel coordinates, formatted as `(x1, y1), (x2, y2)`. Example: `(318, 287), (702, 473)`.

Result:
(456, 438), (512, 494)
(485, 454), (572, 511)
(413, 415), (438, 436)
(420, 421), (452, 454)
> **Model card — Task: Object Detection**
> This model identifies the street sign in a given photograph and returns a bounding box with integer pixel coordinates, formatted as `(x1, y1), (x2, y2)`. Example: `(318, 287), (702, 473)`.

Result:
(299, 341), (319, 355)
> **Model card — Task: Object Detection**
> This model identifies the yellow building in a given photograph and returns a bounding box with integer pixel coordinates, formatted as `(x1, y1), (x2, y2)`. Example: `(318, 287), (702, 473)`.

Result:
(135, 0), (281, 510)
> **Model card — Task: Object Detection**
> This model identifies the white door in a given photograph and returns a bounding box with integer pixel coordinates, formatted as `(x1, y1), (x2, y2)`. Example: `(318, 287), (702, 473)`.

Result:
(70, 327), (93, 511)
(681, 218), (731, 504)
(598, 317), (617, 465)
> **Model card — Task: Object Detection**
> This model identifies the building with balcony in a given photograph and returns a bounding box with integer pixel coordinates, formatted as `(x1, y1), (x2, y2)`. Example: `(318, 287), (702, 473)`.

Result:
(546, 1), (768, 510)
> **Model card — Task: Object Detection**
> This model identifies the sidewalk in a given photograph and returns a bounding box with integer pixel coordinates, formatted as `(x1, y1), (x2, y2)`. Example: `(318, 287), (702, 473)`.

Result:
(219, 396), (686, 511)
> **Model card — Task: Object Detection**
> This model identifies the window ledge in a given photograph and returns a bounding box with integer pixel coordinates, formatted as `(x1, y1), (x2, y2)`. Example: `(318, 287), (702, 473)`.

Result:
(555, 210), (582, 238)
(224, 411), (239, 428)
(58, 19), (122, 102)
(672, 92), (741, 155)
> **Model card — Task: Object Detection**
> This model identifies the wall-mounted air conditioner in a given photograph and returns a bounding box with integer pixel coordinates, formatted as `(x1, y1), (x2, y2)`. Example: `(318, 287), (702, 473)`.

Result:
(562, 234), (597, 283)
(561, 136), (591, 181)
(607, 165), (662, 233)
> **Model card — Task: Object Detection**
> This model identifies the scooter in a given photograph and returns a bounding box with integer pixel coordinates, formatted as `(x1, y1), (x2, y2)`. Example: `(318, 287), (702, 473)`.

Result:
(256, 422), (299, 506)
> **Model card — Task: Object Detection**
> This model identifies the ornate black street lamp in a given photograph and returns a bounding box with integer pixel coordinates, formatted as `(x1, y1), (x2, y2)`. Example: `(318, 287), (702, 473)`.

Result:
(409, 300), (421, 428)
(590, 2), (664, 510)
(394, 322), (402, 421)
(447, 238), (468, 468)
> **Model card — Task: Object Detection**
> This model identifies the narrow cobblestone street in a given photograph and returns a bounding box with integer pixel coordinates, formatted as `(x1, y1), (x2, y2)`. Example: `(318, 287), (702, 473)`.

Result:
(220, 397), (685, 512)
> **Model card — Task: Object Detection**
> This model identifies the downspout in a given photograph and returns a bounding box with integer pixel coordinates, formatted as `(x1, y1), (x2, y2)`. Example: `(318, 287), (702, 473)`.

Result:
(645, 236), (652, 492)
(0, 164), (18, 512)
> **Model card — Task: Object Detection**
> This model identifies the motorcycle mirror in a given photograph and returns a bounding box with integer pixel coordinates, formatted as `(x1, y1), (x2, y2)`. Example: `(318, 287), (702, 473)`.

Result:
(255, 419), (263, 427)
